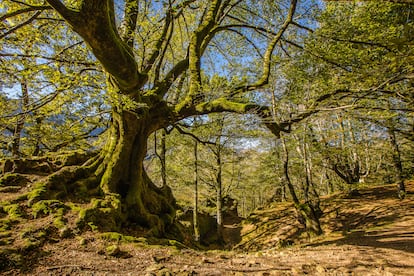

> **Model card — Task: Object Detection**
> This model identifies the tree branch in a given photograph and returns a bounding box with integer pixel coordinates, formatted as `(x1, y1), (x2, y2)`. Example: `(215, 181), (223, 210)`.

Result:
(184, 0), (223, 107)
(0, 5), (51, 21)
(145, 7), (174, 77)
(230, 0), (298, 95)
(119, 0), (139, 48)
(45, 0), (79, 21)
(0, 52), (96, 67)
(174, 125), (215, 145)
(46, 0), (142, 94)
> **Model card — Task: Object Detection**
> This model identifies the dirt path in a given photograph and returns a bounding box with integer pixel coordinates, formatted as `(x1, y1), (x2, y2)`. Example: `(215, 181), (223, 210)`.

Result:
(26, 225), (414, 275)
(2, 182), (414, 275)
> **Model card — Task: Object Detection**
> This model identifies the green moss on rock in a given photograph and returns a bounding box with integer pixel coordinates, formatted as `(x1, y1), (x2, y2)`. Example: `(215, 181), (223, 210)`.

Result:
(0, 249), (23, 271)
(76, 195), (123, 232)
(27, 182), (48, 206)
(3, 204), (24, 220)
(0, 173), (29, 187)
(31, 200), (68, 219)
(105, 244), (121, 256)
(100, 232), (148, 244)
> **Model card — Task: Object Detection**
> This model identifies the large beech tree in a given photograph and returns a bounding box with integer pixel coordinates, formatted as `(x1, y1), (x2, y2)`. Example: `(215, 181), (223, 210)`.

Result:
(2, 0), (320, 235)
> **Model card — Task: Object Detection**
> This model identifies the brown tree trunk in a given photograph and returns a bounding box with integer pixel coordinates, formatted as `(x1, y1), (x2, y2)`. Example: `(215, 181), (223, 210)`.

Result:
(281, 137), (323, 236)
(160, 129), (167, 187)
(11, 81), (29, 157)
(155, 129), (168, 187)
(193, 140), (200, 242)
(215, 147), (224, 243)
(388, 125), (405, 198)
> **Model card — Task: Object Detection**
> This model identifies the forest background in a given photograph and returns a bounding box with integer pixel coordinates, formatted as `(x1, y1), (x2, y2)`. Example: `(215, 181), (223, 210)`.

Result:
(0, 0), (413, 241)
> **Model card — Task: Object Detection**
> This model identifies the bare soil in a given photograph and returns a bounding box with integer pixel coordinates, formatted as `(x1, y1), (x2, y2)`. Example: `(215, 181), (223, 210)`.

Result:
(1, 181), (413, 275)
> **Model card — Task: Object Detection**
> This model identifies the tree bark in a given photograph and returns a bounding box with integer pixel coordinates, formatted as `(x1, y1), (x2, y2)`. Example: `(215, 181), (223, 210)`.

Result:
(193, 140), (200, 242)
(215, 146), (224, 243)
(155, 129), (167, 187)
(388, 124), (405, 198)
(94, 109), (176, 235)
(281, 137), (323, 236)
(11, 81), (29, 157)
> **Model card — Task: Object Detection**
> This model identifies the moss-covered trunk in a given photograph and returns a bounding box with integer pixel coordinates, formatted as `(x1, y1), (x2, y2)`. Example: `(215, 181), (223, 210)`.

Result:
(95, 110), (176, 236)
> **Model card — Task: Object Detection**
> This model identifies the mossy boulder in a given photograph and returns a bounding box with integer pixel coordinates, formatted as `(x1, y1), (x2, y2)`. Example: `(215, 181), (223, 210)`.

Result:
(105, 244), (121, 256)
(31, 200), (68, 219)
(3, 204), (25, 220)
(27, 182), (48, 206)
(0, 173), (29, 187)
(76, 195), (124, 232)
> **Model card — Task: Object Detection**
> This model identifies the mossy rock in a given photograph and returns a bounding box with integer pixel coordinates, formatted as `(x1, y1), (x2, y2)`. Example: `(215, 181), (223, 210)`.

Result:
(54, 151), (93, 167)
(3, 204), (25, 220)
(100, 232), (148, 244)
(105, 244), (121, 256)
(0, 151), (93, 177)
(0, 173), (29, 187)
(0, 159), (14, 174)
(53, 215), (68, 229)
(1, 158), (52, 174)
(76, 196), (123, 232)
(31, 200), (68, 219)
(26, 181), (48, 205)
(0, 219), (15, 231)
(0, 231), (13, 246)
(21, 226), (58, 250)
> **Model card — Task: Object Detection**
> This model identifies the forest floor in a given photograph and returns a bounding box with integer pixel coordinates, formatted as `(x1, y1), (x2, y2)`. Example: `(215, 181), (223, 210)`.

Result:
(1, 180), (413, 275)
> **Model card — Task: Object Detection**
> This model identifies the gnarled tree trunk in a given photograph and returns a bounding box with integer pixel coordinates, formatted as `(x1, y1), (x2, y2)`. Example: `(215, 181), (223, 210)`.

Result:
(91, 109), (176, 235)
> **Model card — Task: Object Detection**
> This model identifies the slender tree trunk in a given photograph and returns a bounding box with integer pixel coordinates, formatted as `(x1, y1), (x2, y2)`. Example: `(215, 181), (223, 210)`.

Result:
(193, 140), (200, 242)
(281, 137), (299, 204)
(160, 129), (167, 187)
(155, 129), (167, 187)
(388, 125), (405, 198)
(215, 147), (224, 242)
(281, 137), (322, 236)
(12, 81), (29, 157)
(281, 181), (287, 202)
(242, 196), (246, 218)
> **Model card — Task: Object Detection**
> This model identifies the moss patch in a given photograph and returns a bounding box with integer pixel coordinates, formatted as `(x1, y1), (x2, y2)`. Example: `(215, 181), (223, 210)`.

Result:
(100, 232), (147, 244)
(27, 182), (48, 206)
(3, 204), (25, 221)
(31, 200), (68, 219)
(76, 195), (123, 232)
(0, 173), (29, 187)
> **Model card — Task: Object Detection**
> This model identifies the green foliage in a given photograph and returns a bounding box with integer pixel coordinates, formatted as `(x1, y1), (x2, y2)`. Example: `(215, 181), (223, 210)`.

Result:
(1, 0), (412, 238)
(0, 0), (108, 158)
